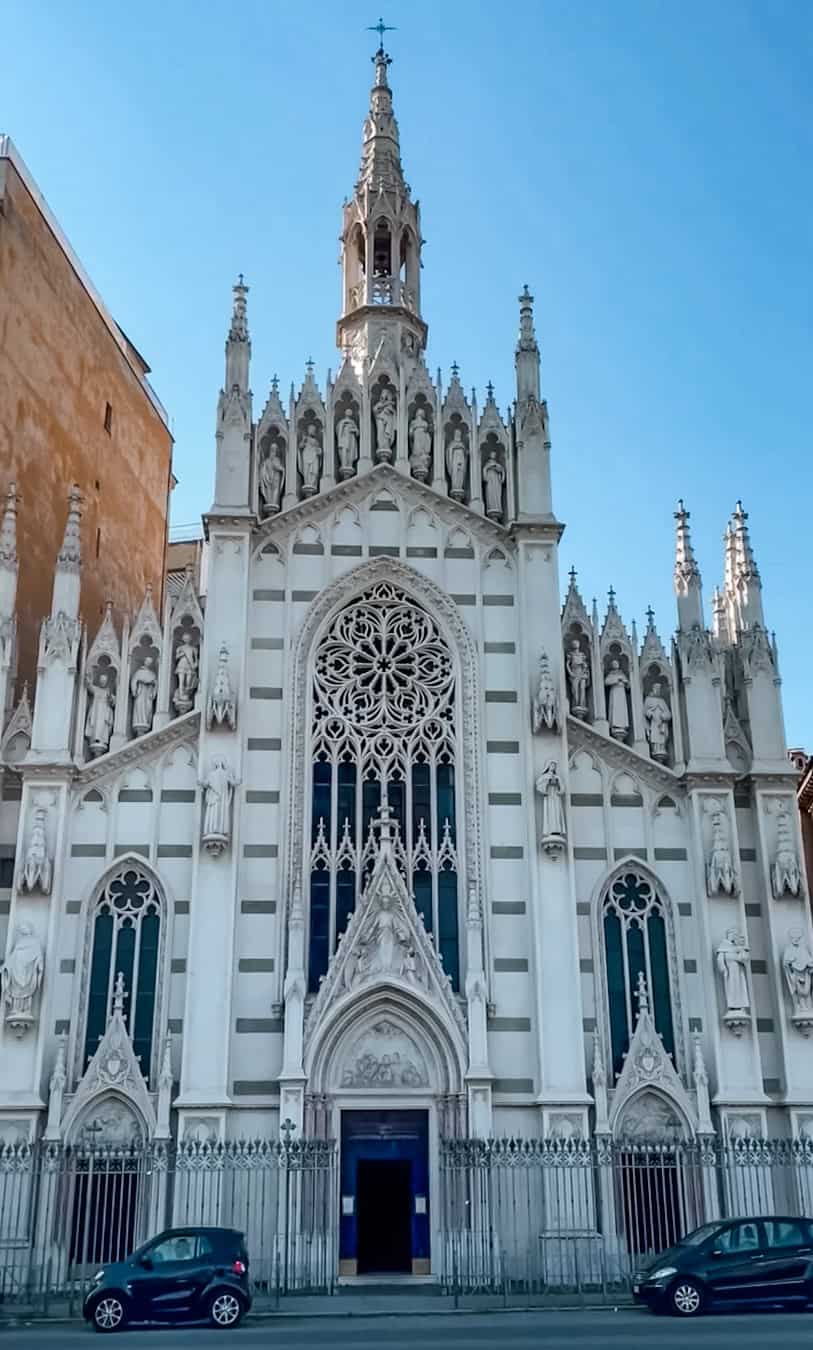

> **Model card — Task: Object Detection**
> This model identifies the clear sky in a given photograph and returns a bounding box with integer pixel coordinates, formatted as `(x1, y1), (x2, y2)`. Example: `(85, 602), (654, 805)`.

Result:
(3, 0), (811, 745)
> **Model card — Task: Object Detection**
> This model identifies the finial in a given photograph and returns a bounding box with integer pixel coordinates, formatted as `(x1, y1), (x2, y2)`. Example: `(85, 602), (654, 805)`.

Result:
(112, 971), (127, 1017)
(635, 971), (650, 1019)
(159, 1034), (173, 1089)
(367, 16), (396, 53)
(674, 497), (700, 586)
(0, 482), (18, 567)
(57, 484), (82, 571)
(486, 380), (495, 401)
(568, 565), (577, 586)
(607, 585), (616, 610)
(731, 499), (760, 582)
(516, 284), (538, 354)
(645, 605), (655, 630)
(450, 360), (459, 379)
(271, 373), (279, 396)
(229, 275), (249, 343)
(305, 356), (314, 374)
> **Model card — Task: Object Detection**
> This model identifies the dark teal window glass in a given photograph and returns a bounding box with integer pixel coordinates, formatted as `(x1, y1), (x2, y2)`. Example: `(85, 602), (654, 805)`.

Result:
(436, 763), (456, 842)
(438, 870), (459, 992)
(604, 910), (627, 1078)
(412, 869), (433, 933)
(113, 923), (136, 1013)
(648, 910), (675, 1060)
(411, 762), (431, 844)
(84, 911), (114, 1066)
(312, 759), (332, 842)
(133, 912), (159, 1078)
(337, 761), (357, 836)
(336, 869), (356, 941)
(308, 869), (330, 991)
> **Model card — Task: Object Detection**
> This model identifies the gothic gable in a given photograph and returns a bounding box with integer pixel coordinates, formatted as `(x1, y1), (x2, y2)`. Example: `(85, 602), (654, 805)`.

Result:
(568, 714), (681, 796)
(60, 979), (156, 1143)
(610, 984), (696, 1141)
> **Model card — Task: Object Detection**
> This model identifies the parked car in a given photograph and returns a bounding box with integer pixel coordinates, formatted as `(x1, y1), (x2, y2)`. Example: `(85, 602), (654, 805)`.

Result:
(82, 1226), (251, 1333)
(633, 1215), (813, 1316)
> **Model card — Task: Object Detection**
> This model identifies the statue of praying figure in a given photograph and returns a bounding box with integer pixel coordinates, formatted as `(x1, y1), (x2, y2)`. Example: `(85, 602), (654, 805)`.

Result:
(482, 447), (506, 519)
(373, 387), (397, 460)
(298, 424), (323, 496)
(535, 761), (567, 856)
(783, 930), (813, 1020)
(200, 755), (239, 856)
(130, 657), (158, 736)
(643, 682), (672, 761)
(604, 659), (630, 740)
(258, 439), (285, 514)
(85, 672), (115, 757)
(446, 427), (468, 500)
(336, 412), (359, 479)
(408, 408), (432, 481)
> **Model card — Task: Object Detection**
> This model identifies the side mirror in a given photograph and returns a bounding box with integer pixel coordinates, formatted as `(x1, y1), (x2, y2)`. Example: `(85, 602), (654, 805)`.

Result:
(710, 1249), (724, 1259)
(139, 1256), (153, 1270)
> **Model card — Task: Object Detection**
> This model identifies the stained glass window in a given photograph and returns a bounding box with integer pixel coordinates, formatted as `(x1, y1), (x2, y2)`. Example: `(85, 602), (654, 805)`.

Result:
(83, 868), (162, 1080)
(602, 871), (675, 1078)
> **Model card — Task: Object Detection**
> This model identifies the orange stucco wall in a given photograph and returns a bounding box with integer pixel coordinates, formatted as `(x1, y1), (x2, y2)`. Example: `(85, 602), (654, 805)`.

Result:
(0, 151), (173, 692)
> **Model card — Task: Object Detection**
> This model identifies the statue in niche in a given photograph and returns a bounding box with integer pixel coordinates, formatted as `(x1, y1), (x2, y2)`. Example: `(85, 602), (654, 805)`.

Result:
(643, 681), (672, 761)
(85, 672), (115, 757)
(258, 439), (285, 514)
(131, 656), (158, 736)
(408, 407), (432, 481)
(532, 650), (560, 734)
(783, 930), (813, 1018)
(21, 807), (51, 894)
(173, 632), (199, 713)
(535, 760), (567, 855)
(605, 659), (630, 740)
(446, 426), (468, 500)
(200, 754), (238, 856)
(566, 639), (590, 717)
(716, 929), (750, 1015)
(482, 446), (506, 519)
(1, 922), (44, 1035)
(706, 803), (737, 896)
(206, 643), (237, 730)
(373, 386), (397, 459)
(772, 805), (803, 898)
(298, 423), (323, 496)
(336, 412), (359, 479)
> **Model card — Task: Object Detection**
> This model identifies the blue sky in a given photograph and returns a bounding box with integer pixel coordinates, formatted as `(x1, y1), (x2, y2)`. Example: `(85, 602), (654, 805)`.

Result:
(3, 0), (811, 744)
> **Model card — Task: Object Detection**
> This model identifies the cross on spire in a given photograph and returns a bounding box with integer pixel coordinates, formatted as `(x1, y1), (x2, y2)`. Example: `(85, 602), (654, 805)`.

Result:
(367, 16), (396, 51)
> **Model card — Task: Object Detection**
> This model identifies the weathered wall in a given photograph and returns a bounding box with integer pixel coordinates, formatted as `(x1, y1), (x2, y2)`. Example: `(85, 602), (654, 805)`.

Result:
(0, 149), (172, 689)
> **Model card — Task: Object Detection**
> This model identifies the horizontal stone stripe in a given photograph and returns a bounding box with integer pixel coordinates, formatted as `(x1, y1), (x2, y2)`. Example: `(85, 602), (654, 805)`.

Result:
(0, 900), (9, 915)
(654, 848), (688, 861)
(168, 1019), (183, 1034)
(678, 902), (693, 917)
(331, 544), (364, 556)
(54, 1019), (70, 1036)
(249, 686), (283, 700)
(689, 1017), (703, 1032)
(485, 690), (518, 703)
(253, 588), (285, 601)
(118, 789), (153, 802)
(238, 958), (275, 972)
(170, 959), (187, 974)
(491, 901), (525, 915)
(757, 1019), (774, 1033)
(611, 794), (643, 807)
(486, 741), (519, 754)
(490, 846), (524, 859)
(291, 590), (318, 602)
(751, 959), (768, 974)
(494, 958), (528, 972)
(292, 542), (324, 555)
(251, 636), (285, 649)
(245, 790), (280, 803)
(157, 845), (193, 858)
(579, 959), (593, 974)
(0, 844), (14, 858)
(482, 595), (514, 607)
(235, 1018), (284, 1033)
(734, 792), (752, 808)
(1, 782), (21, 801)
(573, 847), (607, 861)
(570, 793), (603, 807)
(65, 900), (81, 914)
(488, 1018), (531, 1032)
(488, 793), (522, 806)
(582, 1018), (596, 1032)
(114, 844), (150, 858)
(493, 1078), (533, 1094)
(174, 901), (190, 915)
(450, 594), (476, 606)
(71, 844), (105, 858)
(483, 641), (516, 654)
(576, 903), (590, 916)
(370, 500), (399, 511)
(745, 903), (762, 917)
(232, 1081), (279, 1097)
(160, 789), (196, 803)
(241, 900), (277, 914)
(683, 959), (698, 974)
(763, 1078), (781, 1095)
(444, 546), (475, 559)
(406, 546), (438, 558)
(613, 847), (647, 861)
(369, 545), (400, 557)
(59, 959), (75, 974)
(740, 848), (757, 862)
(247, 738), (282, 750)
(243, 844), (279, 858)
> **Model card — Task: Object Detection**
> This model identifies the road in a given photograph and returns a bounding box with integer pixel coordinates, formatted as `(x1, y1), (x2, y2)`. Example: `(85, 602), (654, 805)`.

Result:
(2, 1308), (813, 1348)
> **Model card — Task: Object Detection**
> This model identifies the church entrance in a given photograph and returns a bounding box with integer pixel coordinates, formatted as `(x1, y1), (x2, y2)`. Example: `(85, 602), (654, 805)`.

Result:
(340, 1110), (430, 1276)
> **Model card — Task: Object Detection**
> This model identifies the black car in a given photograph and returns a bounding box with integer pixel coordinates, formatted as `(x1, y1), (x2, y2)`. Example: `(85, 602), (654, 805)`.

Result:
(633, 1215), (813, 1316)
(82, 1226), (251, 1333)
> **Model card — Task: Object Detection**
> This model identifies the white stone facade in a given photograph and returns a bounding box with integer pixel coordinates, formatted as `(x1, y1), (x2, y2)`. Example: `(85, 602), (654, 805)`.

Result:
(1, 48), (812, 1225)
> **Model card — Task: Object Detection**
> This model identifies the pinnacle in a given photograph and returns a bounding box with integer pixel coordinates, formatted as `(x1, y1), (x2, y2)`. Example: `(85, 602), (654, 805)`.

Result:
(674, 497), (700, 585)
(56, 484), (82, 571)
(0, 481), (18, 567)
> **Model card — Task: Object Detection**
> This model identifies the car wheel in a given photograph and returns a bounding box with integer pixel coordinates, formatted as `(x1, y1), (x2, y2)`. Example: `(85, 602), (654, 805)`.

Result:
(208, 1290), (244, 1329)
(92, 1295), (128, 1333)
(669, 1278), (704, 1318)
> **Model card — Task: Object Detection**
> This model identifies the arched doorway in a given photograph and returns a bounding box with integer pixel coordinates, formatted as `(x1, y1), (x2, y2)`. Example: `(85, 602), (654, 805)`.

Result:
(67, 1098), (147, 1270)
(614, 1090), (696, 1260)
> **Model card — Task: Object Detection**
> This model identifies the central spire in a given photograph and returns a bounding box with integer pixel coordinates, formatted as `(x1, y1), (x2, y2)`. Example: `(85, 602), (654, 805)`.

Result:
(358, 46), (404, 194)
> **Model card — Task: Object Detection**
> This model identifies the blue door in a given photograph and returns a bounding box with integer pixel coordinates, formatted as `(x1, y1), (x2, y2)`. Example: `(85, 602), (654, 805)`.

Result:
(340, 1110), (430, 1275)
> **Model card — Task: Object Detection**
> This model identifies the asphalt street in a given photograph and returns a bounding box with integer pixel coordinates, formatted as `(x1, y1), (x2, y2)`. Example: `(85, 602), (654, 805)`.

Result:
(2, 1308), (813, 1348)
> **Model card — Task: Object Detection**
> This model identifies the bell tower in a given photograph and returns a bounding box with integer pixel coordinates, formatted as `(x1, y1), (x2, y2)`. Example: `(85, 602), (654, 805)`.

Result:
(337, 42), (427, 371)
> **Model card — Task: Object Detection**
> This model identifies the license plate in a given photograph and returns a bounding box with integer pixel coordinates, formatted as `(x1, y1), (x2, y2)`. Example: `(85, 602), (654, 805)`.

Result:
(633, 1283), (640, 1294)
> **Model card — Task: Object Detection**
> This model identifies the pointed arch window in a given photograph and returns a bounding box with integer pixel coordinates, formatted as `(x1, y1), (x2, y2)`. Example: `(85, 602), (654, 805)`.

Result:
(602, 871), (675, 1077)
(83, 867), (162, 1079)
(308, 582), (461, 994)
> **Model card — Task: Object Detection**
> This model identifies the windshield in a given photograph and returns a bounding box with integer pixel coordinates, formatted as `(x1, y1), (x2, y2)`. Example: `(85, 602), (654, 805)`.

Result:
(680, 1222), (723, 1247)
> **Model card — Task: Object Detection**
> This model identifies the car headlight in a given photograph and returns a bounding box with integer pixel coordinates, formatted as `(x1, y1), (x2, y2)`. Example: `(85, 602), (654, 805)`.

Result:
(649, 1266), (677, 1280)
(93, 1270), (105, 1283)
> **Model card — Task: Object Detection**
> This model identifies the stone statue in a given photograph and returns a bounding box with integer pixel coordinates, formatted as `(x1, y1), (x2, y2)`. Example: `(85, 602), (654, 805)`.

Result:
(532, 650), (560, 733)
(336, 412), (359, 479)
(173, 632), (199, 713)
(604, 659), (630, 740)
(446, 426), (468, 500)
(643, 682), (672, 761)
(85, 672), (115, 757)
(1, 923), (44, 1035)
(782, 930), (813, 1027)
(45, 1036), (67, 1138)
(359, 891), (412, 980)
(373, 387), (397, 459)
(535, 760), (567, 855)
(258, 439), (285, 513)
(707, 804), (738, 896)
(716, 929), (751, 1027)
(693, 1036), (713, 1134)
(772, 805), (803, 898)
(566, 639), (590, 717)
(206, 642), (237, 731)
(130, 657), (158, 736)
(298, 424), (323, 496)
(408, 408), (432, 481)
(20, 807), (52, 894)
(200, 755), (238, 856)
(482, 447), (506, 519)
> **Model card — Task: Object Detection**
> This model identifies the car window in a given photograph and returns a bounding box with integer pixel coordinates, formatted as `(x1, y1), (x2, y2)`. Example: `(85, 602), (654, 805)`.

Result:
(149, 1234), (213, 1264)
(717, 1221), (761, 1253)
(764, 1220), (806, 1249)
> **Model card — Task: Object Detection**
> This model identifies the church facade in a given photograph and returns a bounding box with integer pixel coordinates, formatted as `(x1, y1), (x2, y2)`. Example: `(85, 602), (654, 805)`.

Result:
(1, 46), (812, 1284)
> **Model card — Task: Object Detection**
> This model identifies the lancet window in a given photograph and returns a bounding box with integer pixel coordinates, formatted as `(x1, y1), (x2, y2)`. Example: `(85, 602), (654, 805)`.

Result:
(83, 867), (162, 1078)
(308, 582), (461, 993)
(602, 871), (675, 1077)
